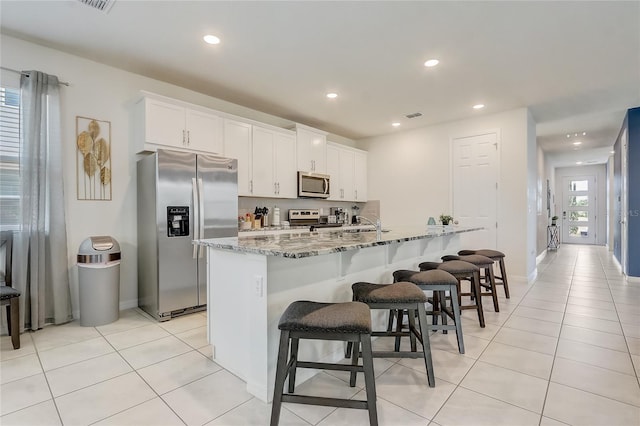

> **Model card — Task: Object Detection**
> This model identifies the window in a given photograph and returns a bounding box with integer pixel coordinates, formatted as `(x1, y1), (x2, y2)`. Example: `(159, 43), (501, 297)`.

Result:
(0, 87), (20, 230)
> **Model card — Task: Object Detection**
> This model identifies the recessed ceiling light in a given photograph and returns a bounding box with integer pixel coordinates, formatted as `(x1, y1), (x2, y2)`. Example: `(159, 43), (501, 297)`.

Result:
(574, 133), (578, 137)
(203, 35), (221, 45)
(326, 93), (338, 99)
(392, 122), (401, 127)
(576, 161), (583, 165)
(473, 104), (485, 110)
(610, 150), (615, 154)
(424, 59), (439, 67)
(566, 134), (571, 138)
(582, 132), (587, 136)
(573, 141), (582, 146)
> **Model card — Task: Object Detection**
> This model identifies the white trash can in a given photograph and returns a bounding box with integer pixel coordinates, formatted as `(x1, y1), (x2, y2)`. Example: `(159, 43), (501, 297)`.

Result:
(77, 236), (121, 326)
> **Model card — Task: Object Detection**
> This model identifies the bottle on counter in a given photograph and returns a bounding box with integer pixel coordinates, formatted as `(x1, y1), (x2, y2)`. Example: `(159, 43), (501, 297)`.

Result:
(272, 206), (280, 226)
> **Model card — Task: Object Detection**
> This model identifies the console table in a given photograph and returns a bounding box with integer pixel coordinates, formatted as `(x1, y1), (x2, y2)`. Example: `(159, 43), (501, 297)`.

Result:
(547, 225), (560, 250)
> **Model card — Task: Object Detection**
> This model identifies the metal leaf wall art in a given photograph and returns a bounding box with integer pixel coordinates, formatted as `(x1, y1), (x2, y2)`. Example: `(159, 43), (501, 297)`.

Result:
(76, 116), (112, 200)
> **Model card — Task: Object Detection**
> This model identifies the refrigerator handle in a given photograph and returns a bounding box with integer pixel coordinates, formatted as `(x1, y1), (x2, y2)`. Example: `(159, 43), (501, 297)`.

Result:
(198, 177), (205, 258)
(192, 177), (199, 259)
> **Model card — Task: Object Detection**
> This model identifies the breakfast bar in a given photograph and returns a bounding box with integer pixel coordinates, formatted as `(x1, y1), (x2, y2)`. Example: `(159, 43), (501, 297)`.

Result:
(196, 226), (481, 402)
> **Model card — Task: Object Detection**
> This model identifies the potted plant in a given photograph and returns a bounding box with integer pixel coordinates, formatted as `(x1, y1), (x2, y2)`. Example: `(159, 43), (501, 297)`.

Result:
(439, 214), (453, 226)
(551, 215), (558, 226)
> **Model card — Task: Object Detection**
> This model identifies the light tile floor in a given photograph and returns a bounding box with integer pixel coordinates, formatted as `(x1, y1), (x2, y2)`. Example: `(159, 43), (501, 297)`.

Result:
(1, 245), (639, 425)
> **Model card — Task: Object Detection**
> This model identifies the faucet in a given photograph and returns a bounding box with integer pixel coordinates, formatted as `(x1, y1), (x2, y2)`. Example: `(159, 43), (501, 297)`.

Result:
(357, 215), (382, 238)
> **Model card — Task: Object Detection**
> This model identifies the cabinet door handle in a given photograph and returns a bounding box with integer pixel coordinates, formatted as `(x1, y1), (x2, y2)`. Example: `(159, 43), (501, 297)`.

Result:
(187, 130), (190, 145)
(274, 182), (277, 194)
(183, 130), (186, 146)
(250, 180), (253, 194)
(355, 189), (358, 200)
(277, 182), (280, 194)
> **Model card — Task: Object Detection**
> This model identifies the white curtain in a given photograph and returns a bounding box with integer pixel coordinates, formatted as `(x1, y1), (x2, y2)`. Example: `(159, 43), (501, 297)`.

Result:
(15, 70), (72, 330)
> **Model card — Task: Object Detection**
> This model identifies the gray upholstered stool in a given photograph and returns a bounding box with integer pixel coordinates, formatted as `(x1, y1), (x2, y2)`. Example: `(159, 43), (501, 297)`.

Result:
(393, 269), (464, 354)
(421, 260), (485, 328)
(270, 301), (378, 426)
(351, 281), (435, 387)
(442, 254), (500, 312)
(459, 249), (510, 298)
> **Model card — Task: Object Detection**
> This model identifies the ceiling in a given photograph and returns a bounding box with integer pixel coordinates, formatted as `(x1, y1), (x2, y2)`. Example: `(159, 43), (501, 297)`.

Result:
(1, 1), (639, 163)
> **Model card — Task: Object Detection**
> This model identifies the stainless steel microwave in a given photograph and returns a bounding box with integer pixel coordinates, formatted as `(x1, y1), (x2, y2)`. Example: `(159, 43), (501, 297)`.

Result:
(298, 171), (330, 198)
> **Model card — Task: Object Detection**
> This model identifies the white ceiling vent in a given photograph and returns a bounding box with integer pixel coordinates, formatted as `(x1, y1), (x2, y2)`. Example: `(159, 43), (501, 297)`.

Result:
(405, 112), (422, 119)
(78, 0), (116, 13)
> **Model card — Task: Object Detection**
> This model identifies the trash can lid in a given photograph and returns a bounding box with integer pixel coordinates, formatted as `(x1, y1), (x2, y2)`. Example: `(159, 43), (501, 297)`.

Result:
(78, 236), (120, 255)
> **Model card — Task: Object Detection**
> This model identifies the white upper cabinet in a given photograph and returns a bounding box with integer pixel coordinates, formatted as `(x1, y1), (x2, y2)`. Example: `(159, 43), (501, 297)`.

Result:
(223, 119), (252, 196)
(295, 124), (327, 174)
(185, 108), (223, 153)
(136, 95), (223, 154)
(326, 142), (368, 202)
(252, 126), (297, 199)
(326, 145), (341, 200)
(273, 132), (297, 198)
(354, 150), (368, 202)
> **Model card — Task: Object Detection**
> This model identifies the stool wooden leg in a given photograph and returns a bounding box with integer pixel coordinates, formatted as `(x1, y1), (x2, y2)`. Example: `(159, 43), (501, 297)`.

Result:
(437, 291), (448, 333)
(499, 258), (510, 298)
(270, 331), (290, 426)
(473, 271), (485, 328)
(448, 285), (464, 354)
(416, 304), (435, 388)
(7, 299), (20, 350)
(288, 337), (299, 393)
(407, 309), (417, 352)
(394, 310), (404, 352)
(487, 267), (500, 312)
(361, 334), (379, 426)
(349, 338), (360, 387)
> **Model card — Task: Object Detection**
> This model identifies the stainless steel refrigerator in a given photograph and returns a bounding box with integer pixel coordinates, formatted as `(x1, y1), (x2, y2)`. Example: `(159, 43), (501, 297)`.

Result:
(137, 149), (238, 321)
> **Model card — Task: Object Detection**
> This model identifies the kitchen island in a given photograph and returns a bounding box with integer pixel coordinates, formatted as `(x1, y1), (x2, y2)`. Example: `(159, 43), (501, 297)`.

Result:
(196, 226), (481, 402)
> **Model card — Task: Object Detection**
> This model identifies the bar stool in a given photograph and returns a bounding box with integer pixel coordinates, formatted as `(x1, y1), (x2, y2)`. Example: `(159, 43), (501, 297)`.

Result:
(393, 269), (464, 354)
(351, 281), (435, 387)
(270, 301), (378, 426)
(459, 249), (510, 298)
(442, 254), (499, 312)
(421, 260), (485, 328)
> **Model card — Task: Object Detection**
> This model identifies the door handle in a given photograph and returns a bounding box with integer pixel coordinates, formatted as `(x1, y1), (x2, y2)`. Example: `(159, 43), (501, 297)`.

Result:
(198, 177), (205, 258)
(192, 178), (198, 259)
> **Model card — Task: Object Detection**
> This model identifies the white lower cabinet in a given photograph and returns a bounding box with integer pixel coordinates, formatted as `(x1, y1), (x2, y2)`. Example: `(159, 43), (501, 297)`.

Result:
(326, 142), (367, 202)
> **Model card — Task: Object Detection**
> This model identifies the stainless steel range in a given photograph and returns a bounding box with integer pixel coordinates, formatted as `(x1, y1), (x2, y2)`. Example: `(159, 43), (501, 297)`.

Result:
(288, 209), (320, 225)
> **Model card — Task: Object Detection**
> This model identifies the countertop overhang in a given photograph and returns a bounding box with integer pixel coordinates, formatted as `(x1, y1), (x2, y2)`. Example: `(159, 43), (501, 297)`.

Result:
(195, 226), (483, 258)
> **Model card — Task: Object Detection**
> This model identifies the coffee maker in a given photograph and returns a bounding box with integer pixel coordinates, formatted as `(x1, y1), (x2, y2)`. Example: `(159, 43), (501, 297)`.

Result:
(330, 207), (348, 224)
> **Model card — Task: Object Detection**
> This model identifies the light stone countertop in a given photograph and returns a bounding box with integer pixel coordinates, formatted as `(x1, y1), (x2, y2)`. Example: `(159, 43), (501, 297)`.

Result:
(195, 226), (482, 259)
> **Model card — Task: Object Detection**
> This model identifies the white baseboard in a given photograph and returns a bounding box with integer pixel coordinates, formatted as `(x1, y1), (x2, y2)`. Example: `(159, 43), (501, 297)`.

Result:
(536, 250), (547, 265)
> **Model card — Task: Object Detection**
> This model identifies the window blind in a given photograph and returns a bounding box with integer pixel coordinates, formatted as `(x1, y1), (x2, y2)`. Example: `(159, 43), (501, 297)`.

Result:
(0, 87), (21, 230)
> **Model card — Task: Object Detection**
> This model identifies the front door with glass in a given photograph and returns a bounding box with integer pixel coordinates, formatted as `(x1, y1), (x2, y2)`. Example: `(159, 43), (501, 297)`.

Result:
(561, 175), (597, 244)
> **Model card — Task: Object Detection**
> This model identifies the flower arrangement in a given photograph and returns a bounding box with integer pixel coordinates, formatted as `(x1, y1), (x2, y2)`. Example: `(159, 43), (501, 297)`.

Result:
(439, 214), (453, 225)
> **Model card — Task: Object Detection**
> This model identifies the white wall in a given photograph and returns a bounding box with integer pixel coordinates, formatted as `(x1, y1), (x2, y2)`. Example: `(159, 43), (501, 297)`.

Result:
(357, 108), (535, 279)
(1, 35), (356, 316)
(526, 110), (538, 278)
(555, 164), (608, 246)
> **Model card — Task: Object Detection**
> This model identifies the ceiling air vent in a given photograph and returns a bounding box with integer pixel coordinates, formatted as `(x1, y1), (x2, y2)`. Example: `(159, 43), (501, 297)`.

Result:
(405, 112), (422, 119)
(78, 0), (116, 13)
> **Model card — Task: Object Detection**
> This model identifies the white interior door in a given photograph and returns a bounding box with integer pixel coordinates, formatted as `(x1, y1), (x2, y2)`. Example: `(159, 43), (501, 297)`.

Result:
(621, 129), (628, 274)
(452, 133), (498, 249)
(561, 175), (597, 244)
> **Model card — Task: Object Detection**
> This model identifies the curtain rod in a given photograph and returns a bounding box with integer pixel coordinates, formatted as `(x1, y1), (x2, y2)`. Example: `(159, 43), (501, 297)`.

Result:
(1, 66), (70, 86)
